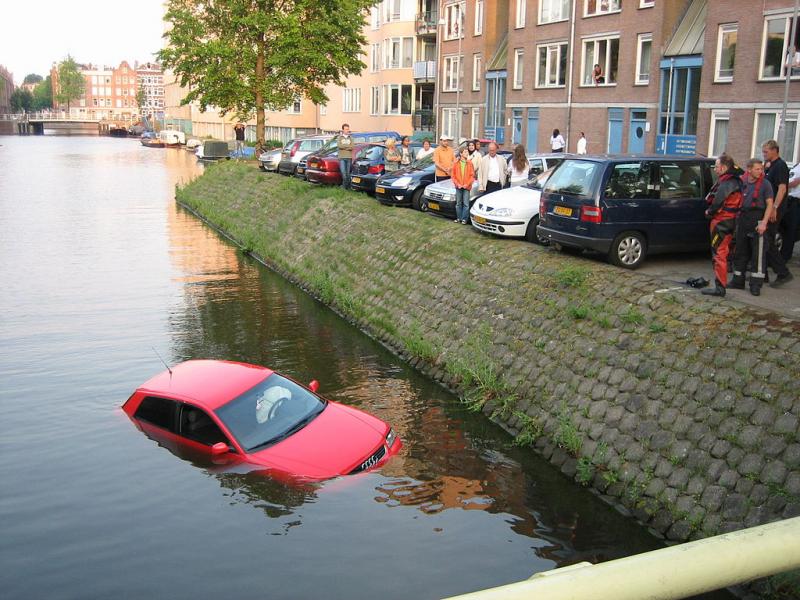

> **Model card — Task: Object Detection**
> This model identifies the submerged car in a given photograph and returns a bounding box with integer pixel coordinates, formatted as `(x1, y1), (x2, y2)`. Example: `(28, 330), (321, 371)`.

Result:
(123, 360), (401, 480)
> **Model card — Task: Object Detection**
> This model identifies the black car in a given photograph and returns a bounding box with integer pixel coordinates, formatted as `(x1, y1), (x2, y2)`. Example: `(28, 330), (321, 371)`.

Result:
(351, 142), (426, 195)
(374, 155), (437, 210)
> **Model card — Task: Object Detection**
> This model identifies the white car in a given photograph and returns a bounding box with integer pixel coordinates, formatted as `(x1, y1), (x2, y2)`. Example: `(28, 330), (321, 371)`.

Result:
(258, 148), (282, 172)
(470, 168), (555, 244)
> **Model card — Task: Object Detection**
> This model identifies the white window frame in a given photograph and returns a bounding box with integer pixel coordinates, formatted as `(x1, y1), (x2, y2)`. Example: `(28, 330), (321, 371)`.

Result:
(371, 43), (381, 73)
(635, 33), (652, 85)
(370, 86), (380, 116)
(474, 0), (484, 35)
(536, 42), (568, 88)
(342, 88), (361, 113)
(539, 0), (570, 24)
(288, 99), (302, 114)
(443, 55), (462, 92)
(751, 110), (799, 163)
(319, 104), (327, 116)
(513, 49), (524, 89)
(444, 2), (465, 41)
(371, 6), (380, 29)
(471, 107), (481, 138)
(442, 107), (460, 138)
(708, 109), (729, 157)
(383, 0), (401, 23)
(639, 0), (654, 7)
(515, 0), (526, 28)
(382, 84), (413, 115)
(584, 0), (621, 17)
(472, 54), (482, 91)
(581, 35), (620, 86)
(759, 14), (800, 80)
(714, 23), (737, 83)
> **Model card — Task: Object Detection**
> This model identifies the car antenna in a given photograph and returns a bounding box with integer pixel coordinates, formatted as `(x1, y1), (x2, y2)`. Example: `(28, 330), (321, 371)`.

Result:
(151, 346), (173, 377)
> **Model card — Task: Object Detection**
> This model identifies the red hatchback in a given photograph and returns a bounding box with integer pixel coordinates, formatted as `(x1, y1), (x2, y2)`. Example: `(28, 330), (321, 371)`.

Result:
(123, 360), (401, 480)
(305, 143), (369, 185)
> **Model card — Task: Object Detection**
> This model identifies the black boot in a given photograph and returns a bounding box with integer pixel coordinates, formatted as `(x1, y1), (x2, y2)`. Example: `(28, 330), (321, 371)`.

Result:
(701, 280), (726, 297)
(728, 276), (745, 289)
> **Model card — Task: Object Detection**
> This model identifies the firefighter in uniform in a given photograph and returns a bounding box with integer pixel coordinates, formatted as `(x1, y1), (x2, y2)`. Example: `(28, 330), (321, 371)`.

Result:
(729, 158), (774, 296)
(703, 154), (743, 297)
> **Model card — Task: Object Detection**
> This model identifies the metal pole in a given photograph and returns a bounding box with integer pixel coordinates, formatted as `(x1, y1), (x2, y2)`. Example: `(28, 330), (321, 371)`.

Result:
(664, 58), (674, 154)
(455, 2), (462, 140)
(778, 0), (799, 151)
(565, 0), (577, 151)
(436, 7), (444, 140)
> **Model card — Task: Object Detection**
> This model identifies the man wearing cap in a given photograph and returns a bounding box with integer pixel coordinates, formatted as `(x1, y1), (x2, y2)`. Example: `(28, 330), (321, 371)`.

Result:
(433, 135), (456, 182)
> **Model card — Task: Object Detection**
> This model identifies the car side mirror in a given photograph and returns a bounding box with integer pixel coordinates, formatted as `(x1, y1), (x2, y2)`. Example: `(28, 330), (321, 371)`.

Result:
(308, 380), (320, 393)
(211, 442), (228, 455)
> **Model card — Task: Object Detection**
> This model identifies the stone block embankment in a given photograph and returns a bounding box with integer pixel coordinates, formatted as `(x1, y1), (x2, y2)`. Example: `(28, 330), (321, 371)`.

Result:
(178, 161), (800, 545)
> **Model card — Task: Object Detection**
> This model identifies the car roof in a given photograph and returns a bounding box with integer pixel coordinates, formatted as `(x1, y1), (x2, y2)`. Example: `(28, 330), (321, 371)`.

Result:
(136, 359), (272, 410)
(564, 153), (714, 161)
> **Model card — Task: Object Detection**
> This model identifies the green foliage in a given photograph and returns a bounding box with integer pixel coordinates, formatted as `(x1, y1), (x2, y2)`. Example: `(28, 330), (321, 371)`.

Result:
(32, 76), (53, 110)
(555, 265), (589, 288)
(159, 0), (373, 143)
(554, 405), (582, 456)
(649, 321), (667, 333)
(513, 412), (542, 447)
(576, 457), (594, 485)
(10, 88), (33, 112)
(135, 88), (147, 110)
(23, 73), (43, 85)
(568, 304), (588, 320)
(620, 306), (645, 325)
(399, 322), (439, 363)
(56, 55), (85, 109)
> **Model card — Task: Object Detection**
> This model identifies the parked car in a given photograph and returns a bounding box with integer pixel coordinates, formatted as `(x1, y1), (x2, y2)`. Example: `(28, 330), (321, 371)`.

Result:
(305, 143), (370, 186)
(301, 131), (403, 185)
(374, 154), (438, 210)
(277, 135), (330, 176)
(123, 359), (401, 481)
(351, 141), (428, 195)
(258, 148), (282, 172)
(537, 155), (716, 268)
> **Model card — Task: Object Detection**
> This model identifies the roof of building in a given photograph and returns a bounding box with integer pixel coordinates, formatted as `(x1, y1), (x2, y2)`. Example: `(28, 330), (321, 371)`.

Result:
(664, 0), (707, 57)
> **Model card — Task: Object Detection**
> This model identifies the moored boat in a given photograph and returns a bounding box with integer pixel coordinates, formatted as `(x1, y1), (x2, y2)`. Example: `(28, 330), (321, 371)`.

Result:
(159, 129), (186, 147)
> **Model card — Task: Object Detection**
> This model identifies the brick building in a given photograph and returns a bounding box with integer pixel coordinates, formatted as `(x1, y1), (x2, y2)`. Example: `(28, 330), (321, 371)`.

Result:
(136, 62), (165, 121)
(0, 64), (14, 113)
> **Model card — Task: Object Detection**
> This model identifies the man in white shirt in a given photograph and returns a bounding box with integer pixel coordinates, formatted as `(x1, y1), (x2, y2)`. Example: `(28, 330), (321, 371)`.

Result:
(478, 142), (508, 194)
(577, 132), (587, 154)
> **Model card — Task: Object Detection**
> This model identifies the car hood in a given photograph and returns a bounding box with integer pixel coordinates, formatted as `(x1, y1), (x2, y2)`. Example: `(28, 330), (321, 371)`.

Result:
(249, 401), (388, 479)
(473, 186), (540, 211)
(378, 165), (433, 184)
(425, 179), (457, 194)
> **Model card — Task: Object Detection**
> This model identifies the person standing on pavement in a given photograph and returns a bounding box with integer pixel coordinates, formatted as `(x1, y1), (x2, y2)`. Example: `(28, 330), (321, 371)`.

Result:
(702, 153), (743, 297)
(576, 132), (587, 154)
(782, 160), (800, 262)
(507, 144), (530, 187)
(730, 158), (774, 296)
(452, 147), (476, 224)
(234, 123), (246, 158)
(467, 140), (482, 175)
(383, 137), (401, 173)
(337, 124), (354, 189)
(399, 136), (416, 168)
(433, 135), (456, 182)
(550, 129), (565, 152)
(478, 142), (508, 194)
(762, 140), (794, 287)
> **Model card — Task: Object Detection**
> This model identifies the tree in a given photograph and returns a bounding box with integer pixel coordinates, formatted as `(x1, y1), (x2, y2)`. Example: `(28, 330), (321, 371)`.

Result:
(10, 88), (33, 112)
(23, 73), (43, 85)
(158, 0), (373, 145)
(32, 76), (53, 110)
(135, 88), (147, 113)
(55, 55), (85, 111)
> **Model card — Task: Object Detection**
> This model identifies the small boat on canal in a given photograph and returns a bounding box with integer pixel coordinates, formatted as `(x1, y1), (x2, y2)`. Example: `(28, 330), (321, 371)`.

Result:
(158, 129), (186, 148)
(140, 131), (165, 148)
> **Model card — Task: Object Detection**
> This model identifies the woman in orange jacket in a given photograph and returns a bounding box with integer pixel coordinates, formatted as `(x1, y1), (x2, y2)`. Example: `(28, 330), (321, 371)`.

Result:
(452, 147), (476, 224)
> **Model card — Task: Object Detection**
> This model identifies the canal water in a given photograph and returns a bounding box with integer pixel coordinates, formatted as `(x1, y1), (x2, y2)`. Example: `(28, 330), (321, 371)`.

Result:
(0, 136), (733, 599)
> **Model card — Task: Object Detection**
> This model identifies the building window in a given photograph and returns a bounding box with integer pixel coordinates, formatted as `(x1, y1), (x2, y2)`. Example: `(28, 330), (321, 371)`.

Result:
(659, 65), (700, 136)
(343, 88), (361, 113)
(635, 33), (652, 85)
(753, 111), (798, 163)
(639, 0), (654, 7)
(445, 2), (465, 41)
(292, 99), (301, 113)
(709, 110), (729, 157)
(539, 0), (570, 24)
(443, 55), (462, 91)
(582, 36), (619, 85)
(371, 6), (380, 29)
(371, 44), (381, 73)
(584, 0), (621, 17)
(319, 104), (327, 116)
(515, 0), (526, 28)
(382, 84), (412, 115)
(442, 108), (460, 138)
(474, 0), (484, 35)
(383, 37), (413, 69)
(370, 87), (380, 115)
(473, 54), (482, 90)
(513, 49), (524, 89)
(383, 0), (401, 23)
(760, 15), (799, 80)
(471, 108), (481, 138)
(714, 24), (737, 82)
(537, 42), (568, 87)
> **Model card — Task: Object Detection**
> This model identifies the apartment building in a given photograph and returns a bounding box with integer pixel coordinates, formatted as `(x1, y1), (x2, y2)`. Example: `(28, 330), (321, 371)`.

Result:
(439, 0), (799, 162)
(0, 64), (13, 113)
(136, 62), (165, 121)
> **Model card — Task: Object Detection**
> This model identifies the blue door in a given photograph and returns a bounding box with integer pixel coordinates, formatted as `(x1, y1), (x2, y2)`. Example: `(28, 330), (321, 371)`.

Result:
(628, 109), (647, 153)
(526, 108), (539, 152)
(512, 109), (523, 144)
(608, 108), (623, 153)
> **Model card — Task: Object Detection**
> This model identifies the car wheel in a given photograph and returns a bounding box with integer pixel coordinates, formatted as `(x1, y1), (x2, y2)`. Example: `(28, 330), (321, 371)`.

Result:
(525, 216), (549, 245)
(259, 164), (266, 172)
(411, 189), (427, 212)
(609, 231), (647, 269)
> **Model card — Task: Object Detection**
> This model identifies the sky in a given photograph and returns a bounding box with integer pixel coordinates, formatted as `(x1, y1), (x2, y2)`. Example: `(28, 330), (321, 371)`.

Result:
(0, 1), (166, 84)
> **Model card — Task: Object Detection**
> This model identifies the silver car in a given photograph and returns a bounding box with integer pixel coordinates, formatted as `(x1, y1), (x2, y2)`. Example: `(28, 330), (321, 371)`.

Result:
(258, 148), (282, 172)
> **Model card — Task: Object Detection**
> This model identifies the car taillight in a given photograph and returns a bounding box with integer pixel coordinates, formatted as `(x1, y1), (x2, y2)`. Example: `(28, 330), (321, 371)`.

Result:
(290, 141), (300, 157)
(540, 196), (547, 217)
(309, 160), (318, 168)
(581, 205), (602, 223)
(368, 165), (383, 174)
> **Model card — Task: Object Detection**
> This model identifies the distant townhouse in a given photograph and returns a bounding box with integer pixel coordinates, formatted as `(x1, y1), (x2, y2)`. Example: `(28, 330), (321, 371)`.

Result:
(136, 62), (165, 121)
(0, 64), (14, 113)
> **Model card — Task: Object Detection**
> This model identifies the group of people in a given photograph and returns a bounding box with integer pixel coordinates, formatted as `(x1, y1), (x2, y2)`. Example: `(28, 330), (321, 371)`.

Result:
(702, 139), (798, 298)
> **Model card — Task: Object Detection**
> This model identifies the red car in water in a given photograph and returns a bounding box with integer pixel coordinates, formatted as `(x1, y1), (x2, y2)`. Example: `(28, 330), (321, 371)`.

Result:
(123, 360), (400, 480)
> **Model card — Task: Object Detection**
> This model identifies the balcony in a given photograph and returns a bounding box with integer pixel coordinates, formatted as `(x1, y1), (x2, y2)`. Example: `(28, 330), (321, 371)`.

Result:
(413, 61), (437, 82)
(416, 11), (438, 36)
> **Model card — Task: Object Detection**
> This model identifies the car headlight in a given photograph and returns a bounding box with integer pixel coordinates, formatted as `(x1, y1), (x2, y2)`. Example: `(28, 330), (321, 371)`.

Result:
(490, 207), (514, 217)
(444, 194), (455, 202)
(392, 176), (413, 188)
(385, 428), (396, 448)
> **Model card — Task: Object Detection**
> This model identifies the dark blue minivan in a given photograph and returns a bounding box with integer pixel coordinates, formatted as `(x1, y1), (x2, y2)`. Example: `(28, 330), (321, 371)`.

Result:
(537, 155), (716, 268)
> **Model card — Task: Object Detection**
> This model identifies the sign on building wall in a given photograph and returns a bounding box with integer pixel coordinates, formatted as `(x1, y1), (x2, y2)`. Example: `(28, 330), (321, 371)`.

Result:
(656, 134), (697, 155)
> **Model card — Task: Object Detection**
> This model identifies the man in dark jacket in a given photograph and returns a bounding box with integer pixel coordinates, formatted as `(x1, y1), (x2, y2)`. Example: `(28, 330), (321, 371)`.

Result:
(762, 139), (794, 287)
(730, 158), (773, 296)
(702, 153), (742, 297)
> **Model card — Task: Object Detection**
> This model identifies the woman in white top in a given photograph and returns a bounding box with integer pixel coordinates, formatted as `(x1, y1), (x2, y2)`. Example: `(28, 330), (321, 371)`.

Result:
(550, 129), (565, 153)
(576, 132), (587, 155)
(507, 144), (530, 187)
(416, 139), (434, 160)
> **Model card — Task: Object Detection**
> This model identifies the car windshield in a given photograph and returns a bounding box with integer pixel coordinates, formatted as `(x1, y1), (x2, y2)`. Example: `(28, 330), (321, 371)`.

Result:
(357, 145), (384, 160)
(525, 167), (555, 190)
(411, 154), (434, 169)
(215, 373), (325, 453)
(543, 160), (600, 197)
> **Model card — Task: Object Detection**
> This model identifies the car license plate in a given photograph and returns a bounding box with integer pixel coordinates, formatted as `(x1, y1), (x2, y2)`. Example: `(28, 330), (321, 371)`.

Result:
(473, 215), (486, 224)
(376, 187), (385, 194)
(297, 167), (305, 173)
(428, 201), (440, 211)
(351, 177), (361, 184)
(554, 205), (573, 217)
